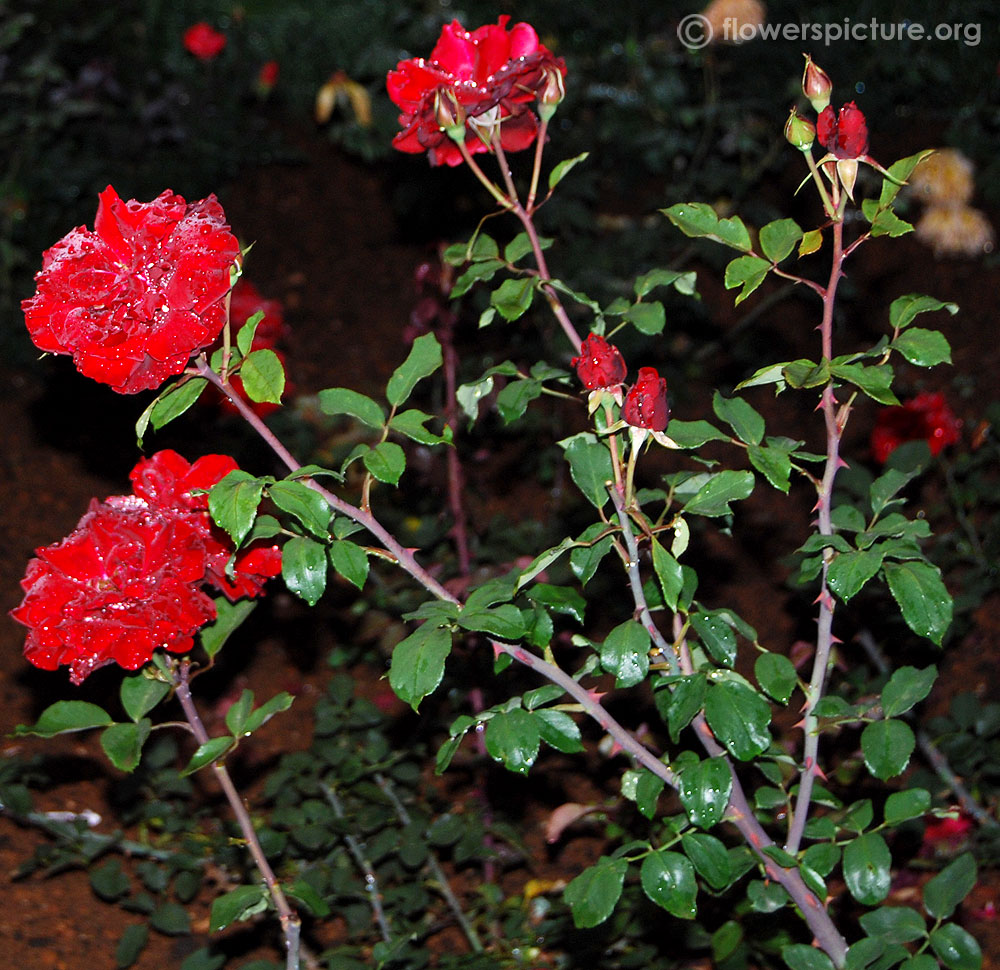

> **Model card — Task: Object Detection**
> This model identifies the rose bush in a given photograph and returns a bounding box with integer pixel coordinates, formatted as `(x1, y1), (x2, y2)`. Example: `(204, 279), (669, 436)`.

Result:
(22, 186), (240, 393)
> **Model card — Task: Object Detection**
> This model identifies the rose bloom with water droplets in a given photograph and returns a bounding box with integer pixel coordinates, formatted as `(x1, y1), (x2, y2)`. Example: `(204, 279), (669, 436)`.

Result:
(22, 186), (240, 393)
(571, 333), (627, 389)
(623, 367), (670, 432)
(11, 451), (282, 683)
(387, 16), (566, 167)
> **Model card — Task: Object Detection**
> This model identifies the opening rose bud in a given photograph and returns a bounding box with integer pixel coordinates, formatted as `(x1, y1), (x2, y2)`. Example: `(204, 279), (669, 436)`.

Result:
(817, 101), (869, 159)
(802, 55), (832, 113)
(571, 333), (627, 389)
(623, 367), (669, 432)
(784, 108), (815, 151)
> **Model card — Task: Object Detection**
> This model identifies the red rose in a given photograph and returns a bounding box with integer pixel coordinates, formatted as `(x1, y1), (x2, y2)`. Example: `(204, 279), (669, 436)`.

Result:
(257, 60), (280, 91)
(870, 392), (961, 463)
(11, 500), (217, 684)
(623, 367), (669, 431)
(387, 16), (566, 166)
(23, 186), (240, 393)
(571, 333), (627, 389)
(816, 101), (868, 159)
(130, 450), (283, 599)
(183, 22), (226, 61)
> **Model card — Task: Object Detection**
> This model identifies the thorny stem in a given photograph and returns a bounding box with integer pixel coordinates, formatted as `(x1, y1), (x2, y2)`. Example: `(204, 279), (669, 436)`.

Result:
(785, 214), (847, 858)
(374, 773), (484, 953)
(172, 661), (301, 970)
(525, 115), (549, 213)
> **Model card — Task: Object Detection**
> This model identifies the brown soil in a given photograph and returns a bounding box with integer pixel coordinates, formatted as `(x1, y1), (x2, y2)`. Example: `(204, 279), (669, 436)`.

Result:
(2, 131), (999, 969)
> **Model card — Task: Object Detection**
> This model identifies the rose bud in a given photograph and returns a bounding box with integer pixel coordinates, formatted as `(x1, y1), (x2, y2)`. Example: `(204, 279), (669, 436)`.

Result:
(817, 101), (869, 159)
(784, 108), (815, 151)
(571, 333), (628, 389)
(623, 367), (669, 431)
(802, 55), (832, 113)
(434, 89), (467, 141)
(538, 66), (566, 122)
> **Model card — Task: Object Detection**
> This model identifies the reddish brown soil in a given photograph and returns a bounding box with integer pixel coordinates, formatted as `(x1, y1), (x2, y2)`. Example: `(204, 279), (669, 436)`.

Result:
(2, 132), (999, 968)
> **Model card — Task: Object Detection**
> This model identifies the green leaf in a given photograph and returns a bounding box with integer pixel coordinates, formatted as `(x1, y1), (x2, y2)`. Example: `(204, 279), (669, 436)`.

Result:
(136, 377), (208, 445)
(880, 150), (935, 207)
(235, 309), (265, 356)
(496, 378), (542, 423)
(389, 408), (451, 445)
(389, 623), (452, 710)
(704, 681), (771, 761)
(679, 756), (732, 828)
(329, 539), (369, 590)
(115, 924), (149, 969)
(200, 597), (256, 660)
(867, 205), (914, 238)
(681, 832), (732, 889)
(652, 540), (683, 611)
(884, 561), (952, 645)
(690, 611), (737, 668)
(870, 466), (921, 517)
(535, 708), (585, 753)
(150, 902), (190, 935)
(182, 736), (234, 776)
(243, 692), (293, 735)
(101, 720), (151, 773)
(713, 922), (744, 963)
(747, 441), (793, 493)
(120, 675), (170, 723)
(755, 652), (797, 704)
(634, 267), (698, 299)
(287, 878), (331, 918)
(363, 440), (406, 485)
(924, 853), (977, 921)
(665, 419), (729, 448)
(784, 358), (831, 389)
(386, 333), (442, 406)
(884, 788), (931, 825)
(504, 231), (552, 264)
(889, 293), (959, 331)
(828, 549), (884, 601)
(666, 674), (707, 743)
(15, 700), (113, 738)
(91, 858), (131, 901)
(662, 202), (753, 252)
(899, 957), (940, 970)
(624, 301), (666, 335)
(861, 719), (915, 780)
(570, 523), (615, 585)
(564, 856), (627, 928)
(560, 432), (614, 508)
(929, 923), (982, 970)
(209, 470), (263, 546)
(843, 938), (887, 970)
(458, 604), (526, 641)
(601, 620), (651, 688)
(268, 480), (331, 539)
(209, 884), (269, 933)
(891, 328), (952, 367)
(859, 906), (927, 944)
(713, 391), (765, 445)
(485, 709), (541, 775)
(843, 832), (892, 905)
(317, 387), (386, 429)
(724, 255), (771, 304)
(641, 849), (697, 919)
(882, 665), (937, 718)
(781, 943), (836, 970)
(759, 219), (803, 264)
(224, 690), (254, 737)
(282, 535), (328, 606)
(682, 470), (755, 517)
(525, 583), (586, 625)
(240, 348), (285, 404)
(548, 151), (590, 190)
(491, 277), (535, 321)
(830, 363), (898, 405)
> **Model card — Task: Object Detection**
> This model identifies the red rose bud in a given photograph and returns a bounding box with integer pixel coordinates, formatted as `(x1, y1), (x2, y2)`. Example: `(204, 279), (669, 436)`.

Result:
(784, 108), (815, 151)
(183, 22), (226, 61)
(571, 333), (627, 389)
(801, 55), (832, 113)
(623, 367), (669, 431)
(817, 101), (868, 159)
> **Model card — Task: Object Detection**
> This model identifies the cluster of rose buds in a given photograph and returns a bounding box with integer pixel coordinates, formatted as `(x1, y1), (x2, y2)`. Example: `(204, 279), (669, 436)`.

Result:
(571, 333), (669, 432)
